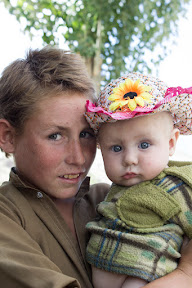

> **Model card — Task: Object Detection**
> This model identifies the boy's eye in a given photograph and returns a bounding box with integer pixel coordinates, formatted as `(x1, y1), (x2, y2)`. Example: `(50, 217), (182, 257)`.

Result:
(80, 131), (95, 139)
(49, 133), (62, 141)
(112, 145), (122, 152)
(139, 142), (150, 149)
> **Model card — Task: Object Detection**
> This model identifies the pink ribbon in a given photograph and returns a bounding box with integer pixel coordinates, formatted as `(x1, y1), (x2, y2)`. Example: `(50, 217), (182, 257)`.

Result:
(86, 86), (192, 119)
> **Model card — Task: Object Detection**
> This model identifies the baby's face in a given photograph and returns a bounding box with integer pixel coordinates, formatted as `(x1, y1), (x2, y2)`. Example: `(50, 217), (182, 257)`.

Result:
(98, 112), (179, 186)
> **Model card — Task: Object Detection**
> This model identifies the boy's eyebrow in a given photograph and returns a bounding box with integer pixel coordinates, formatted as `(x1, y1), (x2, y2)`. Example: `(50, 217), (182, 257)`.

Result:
(49, 124), (93, 131)
(56, 126), (67, 130)
(42, 125), (68, 132)
(49, 125), (68, 130)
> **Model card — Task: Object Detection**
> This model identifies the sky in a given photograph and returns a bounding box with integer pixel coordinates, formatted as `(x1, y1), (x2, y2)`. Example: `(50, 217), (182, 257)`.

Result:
(1, 2), (192, 86)
(0, 2), (191, 183)
(158, 5), (192, 87)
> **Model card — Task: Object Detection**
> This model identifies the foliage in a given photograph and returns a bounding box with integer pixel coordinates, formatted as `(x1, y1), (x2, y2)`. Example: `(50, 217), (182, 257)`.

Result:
(2, 0), (191, 86)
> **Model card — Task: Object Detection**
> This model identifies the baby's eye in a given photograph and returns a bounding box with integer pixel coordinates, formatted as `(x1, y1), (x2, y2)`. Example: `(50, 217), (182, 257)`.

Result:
(139, 142), (150, 149)
(49, 133), (62, 141)
(112, 145), (122, 152)
(80, 131), (95, 139)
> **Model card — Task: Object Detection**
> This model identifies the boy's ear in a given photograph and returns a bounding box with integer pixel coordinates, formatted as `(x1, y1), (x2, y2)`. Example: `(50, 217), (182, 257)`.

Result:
(0, 119), (15, 154)
(169, 128), (180, 156)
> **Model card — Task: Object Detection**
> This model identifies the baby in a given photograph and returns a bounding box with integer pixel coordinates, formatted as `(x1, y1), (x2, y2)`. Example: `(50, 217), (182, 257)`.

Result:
(85, 73), (192, 288)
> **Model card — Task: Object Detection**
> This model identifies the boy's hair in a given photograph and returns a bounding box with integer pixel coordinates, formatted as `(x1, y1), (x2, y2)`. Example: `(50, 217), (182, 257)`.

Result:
(0, 46), (96, 134)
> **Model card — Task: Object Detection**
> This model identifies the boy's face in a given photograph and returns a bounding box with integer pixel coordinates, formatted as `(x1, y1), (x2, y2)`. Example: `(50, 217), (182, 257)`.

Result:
(98, 112), (179, 186)
(10, 92), (96, 199)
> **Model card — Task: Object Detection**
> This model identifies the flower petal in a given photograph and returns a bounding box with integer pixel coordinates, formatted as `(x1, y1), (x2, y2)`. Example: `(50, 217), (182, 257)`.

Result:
(124, 78), (134, 87)
(140, 92), (152, 102)
(132, 79), (140, 90)
(108, 94), (121, 101)
(144, 85), (152, 92)
(107, 78), (153, 112)
(109, 101), (122, 111)
(119, 100), (129, 107)
(135, 96), (145, 107)
(119, 83), (128, 94)
(113, 87), (121, 93)
(128, 99), (137, 111)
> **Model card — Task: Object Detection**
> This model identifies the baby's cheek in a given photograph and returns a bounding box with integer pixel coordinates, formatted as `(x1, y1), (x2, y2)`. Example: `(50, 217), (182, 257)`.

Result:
(145, 159), (153, 168)
(143, 160), (159, 178)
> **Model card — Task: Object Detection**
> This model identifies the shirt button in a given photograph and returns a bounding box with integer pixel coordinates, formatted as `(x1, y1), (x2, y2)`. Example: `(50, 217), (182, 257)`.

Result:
(37, 191), (43, 198)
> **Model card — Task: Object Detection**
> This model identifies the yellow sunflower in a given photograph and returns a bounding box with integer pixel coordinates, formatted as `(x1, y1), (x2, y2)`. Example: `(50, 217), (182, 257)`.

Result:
(108, 78), (152, 111)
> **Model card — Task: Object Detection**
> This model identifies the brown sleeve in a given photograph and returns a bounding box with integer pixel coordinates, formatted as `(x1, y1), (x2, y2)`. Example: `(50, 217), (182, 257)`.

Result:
(0, 205), (81, 288)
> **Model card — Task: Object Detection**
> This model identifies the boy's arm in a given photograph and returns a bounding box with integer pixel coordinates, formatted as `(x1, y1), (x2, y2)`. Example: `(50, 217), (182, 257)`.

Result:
(144, 239), (192, 287)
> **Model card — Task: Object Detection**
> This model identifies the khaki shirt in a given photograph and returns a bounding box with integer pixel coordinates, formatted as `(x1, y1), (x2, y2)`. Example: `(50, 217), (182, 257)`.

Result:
(0, 169), (109, 288)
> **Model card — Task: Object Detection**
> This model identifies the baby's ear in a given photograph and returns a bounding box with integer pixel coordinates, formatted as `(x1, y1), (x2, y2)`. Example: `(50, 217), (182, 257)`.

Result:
(0, 119), (15, 155)
(169, 128), (180, 156)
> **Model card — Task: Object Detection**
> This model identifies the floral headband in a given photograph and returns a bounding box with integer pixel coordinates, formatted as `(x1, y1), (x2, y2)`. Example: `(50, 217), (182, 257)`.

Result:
(85, 72), (192, 135)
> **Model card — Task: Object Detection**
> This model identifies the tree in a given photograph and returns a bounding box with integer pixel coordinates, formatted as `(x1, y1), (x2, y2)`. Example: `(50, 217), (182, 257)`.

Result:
(2, 0), (191, 90)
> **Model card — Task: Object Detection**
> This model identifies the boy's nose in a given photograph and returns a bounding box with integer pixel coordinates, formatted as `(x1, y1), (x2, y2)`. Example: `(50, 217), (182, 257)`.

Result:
(65, 140), (85, 166)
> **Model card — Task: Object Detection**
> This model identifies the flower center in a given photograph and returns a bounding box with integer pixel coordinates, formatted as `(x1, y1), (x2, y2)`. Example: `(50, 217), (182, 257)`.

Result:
(123, 92), (137, 99)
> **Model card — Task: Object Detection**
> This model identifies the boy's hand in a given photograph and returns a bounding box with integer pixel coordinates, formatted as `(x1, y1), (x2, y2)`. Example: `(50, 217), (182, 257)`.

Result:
(178, 237), (192, 278)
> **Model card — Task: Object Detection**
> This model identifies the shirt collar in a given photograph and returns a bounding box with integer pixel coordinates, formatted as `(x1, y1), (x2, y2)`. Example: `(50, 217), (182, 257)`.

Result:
(9, 167), (90, 199)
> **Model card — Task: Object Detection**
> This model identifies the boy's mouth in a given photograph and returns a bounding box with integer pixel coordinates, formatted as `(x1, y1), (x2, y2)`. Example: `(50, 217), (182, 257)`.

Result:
(60, 174), (80, 179)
